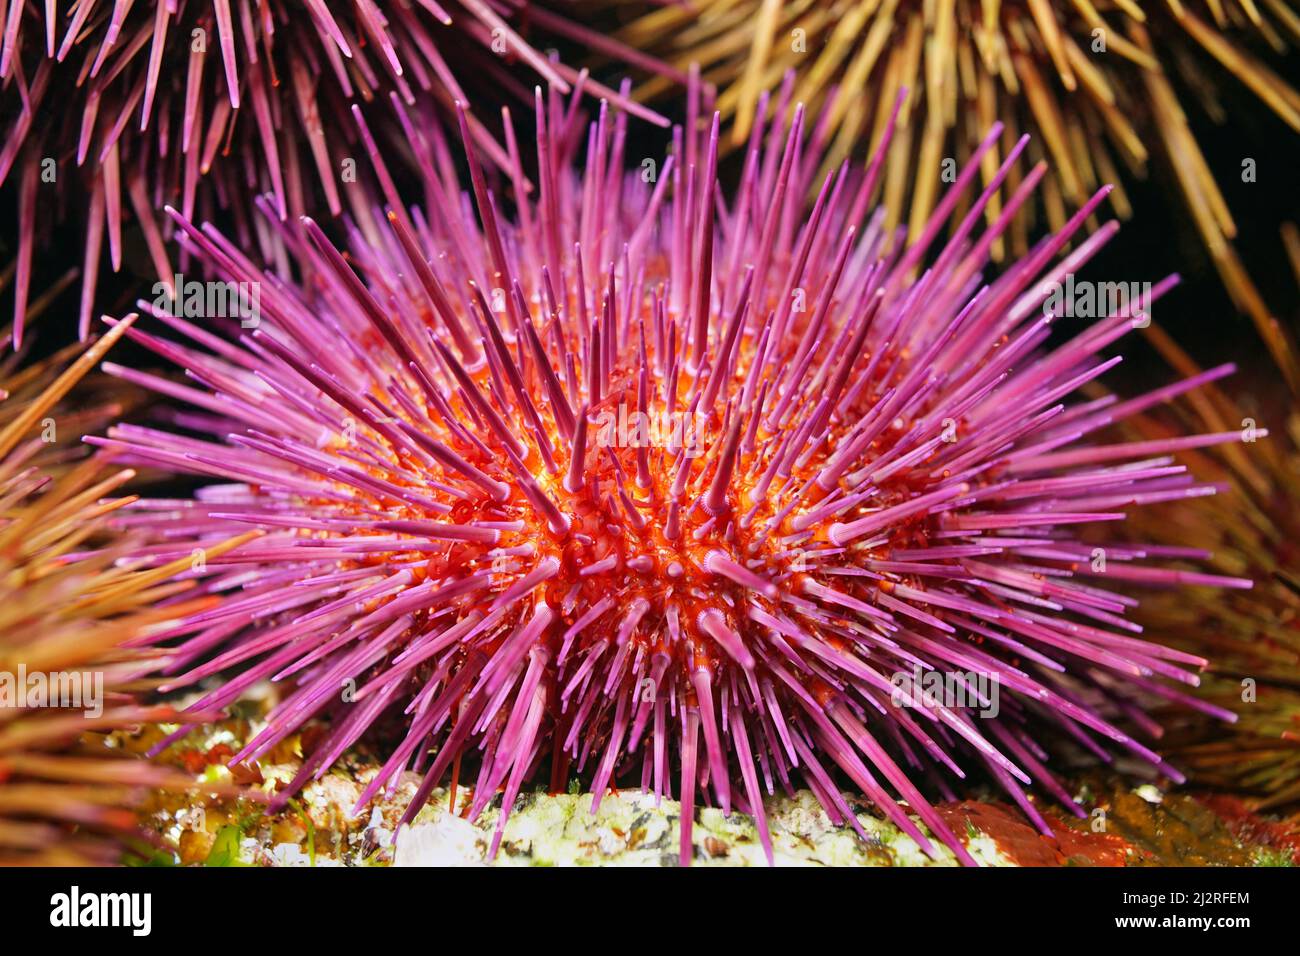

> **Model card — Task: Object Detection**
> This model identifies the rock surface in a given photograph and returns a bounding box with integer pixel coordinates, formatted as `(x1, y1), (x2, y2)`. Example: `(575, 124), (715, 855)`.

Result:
(123, 713), (1300, 867)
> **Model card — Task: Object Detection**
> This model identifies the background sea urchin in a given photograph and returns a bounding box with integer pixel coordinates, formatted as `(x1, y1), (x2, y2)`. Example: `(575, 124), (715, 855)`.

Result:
(0, 317), (243, 865)
(0, 0), (665, 348)
(1117, 318), (1300, 805)
(604, 0), (1300, 390)
(98, 93), (1258, 867)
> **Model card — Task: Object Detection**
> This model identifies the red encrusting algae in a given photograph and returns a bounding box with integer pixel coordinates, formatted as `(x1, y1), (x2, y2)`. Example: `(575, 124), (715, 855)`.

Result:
(96, 76), (1257, 866)
(937, 802), (1133, 867)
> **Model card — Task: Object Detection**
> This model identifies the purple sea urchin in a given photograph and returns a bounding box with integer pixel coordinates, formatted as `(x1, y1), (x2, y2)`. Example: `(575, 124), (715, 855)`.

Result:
(0, 0), (664, 348)
(99, 89), (1256, 866)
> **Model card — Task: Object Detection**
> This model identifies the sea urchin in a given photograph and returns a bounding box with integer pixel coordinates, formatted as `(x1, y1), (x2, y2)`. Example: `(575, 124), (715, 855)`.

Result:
(607, 0), (1300, 390)
(100, 93), (1255, 865)
(0, 0), (664, 348)
(0, 318), (243, 865)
